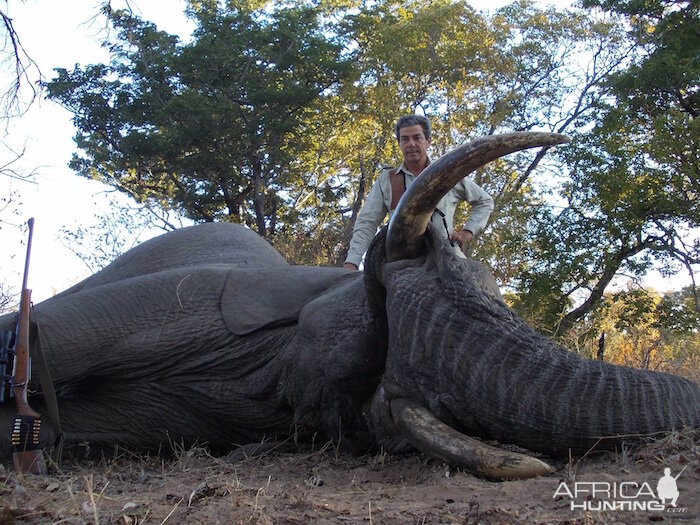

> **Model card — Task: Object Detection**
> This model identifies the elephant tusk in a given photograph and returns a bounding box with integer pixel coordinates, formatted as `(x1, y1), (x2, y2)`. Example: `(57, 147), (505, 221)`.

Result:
(390, 397), (554, 480)
(385, 132), (570, 262)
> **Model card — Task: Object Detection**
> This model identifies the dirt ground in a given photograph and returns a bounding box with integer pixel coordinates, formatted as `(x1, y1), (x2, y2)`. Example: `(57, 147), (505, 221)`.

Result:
(0, 432), (698, 525)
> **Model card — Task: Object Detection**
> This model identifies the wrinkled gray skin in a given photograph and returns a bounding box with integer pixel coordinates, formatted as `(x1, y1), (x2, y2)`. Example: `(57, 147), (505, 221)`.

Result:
(1, 133), (698, 480)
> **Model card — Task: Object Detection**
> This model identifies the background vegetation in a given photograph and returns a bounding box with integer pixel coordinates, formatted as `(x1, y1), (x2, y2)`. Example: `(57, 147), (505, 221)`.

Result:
(3, 0), (699, 374)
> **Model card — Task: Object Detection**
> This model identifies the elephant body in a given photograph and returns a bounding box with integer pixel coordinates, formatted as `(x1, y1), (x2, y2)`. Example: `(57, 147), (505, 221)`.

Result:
(1, 134), (698, 479)
(1, 224), (374, 454)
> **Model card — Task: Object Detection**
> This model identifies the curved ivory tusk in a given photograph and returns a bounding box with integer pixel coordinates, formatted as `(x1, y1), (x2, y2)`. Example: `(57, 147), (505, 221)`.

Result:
(390, 397), (554, 480)
(385, 132), (570, 262)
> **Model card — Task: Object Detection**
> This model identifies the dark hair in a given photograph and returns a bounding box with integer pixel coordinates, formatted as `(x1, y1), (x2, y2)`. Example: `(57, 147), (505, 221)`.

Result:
(394, 114), (431, 142)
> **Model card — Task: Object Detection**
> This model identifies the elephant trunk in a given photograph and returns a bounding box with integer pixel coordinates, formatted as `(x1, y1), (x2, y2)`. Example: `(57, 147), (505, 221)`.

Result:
(454, 318), (700, 454)
(382, 264), (700, 456)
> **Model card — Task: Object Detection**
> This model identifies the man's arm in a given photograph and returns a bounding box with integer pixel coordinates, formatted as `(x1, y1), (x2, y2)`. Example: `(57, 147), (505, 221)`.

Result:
(455, 178), (494, 237)
(344, 175), (389, 269)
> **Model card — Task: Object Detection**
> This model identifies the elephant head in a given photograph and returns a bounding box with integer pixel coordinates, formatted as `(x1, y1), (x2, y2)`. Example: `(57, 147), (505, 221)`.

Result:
(354, 133), (700, 478)
(1, 133), (698, 481)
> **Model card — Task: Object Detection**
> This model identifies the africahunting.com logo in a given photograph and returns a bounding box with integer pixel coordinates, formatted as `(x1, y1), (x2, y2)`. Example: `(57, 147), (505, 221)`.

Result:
(553, 466), (689, 513)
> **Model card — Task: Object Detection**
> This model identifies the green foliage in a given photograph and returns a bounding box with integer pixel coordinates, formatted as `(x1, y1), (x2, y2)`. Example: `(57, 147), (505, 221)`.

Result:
(509, 102), (699, 335)
(583, 0), (699, 118)
(45, 0), (698, 359)
(501, 0), (698, 337)
(292, 0), (618, 267)
(47, 3), (351, 237)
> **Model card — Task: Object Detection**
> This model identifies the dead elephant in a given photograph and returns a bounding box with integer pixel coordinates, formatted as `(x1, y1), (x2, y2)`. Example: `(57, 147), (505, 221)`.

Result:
(1, 132), (698, 480)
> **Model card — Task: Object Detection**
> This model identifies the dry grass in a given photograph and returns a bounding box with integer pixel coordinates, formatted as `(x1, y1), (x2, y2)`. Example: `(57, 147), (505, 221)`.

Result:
(626, 428), (699, 470)
(0, 431), (697, 525)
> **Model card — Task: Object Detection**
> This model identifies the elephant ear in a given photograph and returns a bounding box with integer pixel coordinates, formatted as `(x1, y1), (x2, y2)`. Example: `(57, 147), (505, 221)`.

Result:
(222, 266), (355, 335)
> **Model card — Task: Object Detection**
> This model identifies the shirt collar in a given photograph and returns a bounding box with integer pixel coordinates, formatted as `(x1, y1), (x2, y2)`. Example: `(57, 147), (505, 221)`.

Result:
(397, 157), (431, 178)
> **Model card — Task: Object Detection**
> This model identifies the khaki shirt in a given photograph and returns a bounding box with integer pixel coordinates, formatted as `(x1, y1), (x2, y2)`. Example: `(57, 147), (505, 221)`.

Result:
(345, 160), (494, 268)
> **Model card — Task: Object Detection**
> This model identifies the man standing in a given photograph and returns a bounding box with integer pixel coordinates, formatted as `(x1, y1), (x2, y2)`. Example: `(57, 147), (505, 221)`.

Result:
(343, 114), (494, 270)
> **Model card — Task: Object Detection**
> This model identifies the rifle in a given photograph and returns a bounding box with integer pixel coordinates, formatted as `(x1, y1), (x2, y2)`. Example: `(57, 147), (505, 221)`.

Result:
(674, 465), (687, 480)
(8, 218), (47, 474)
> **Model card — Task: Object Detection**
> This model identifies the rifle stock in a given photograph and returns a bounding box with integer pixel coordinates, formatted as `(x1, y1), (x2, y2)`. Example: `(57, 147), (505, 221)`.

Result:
(10, 218), (47, 475)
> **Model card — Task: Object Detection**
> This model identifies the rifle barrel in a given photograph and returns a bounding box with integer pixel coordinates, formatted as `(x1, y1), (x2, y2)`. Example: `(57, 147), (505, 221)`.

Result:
(673, 465), (687, 480)
(21, 218), (34, 292)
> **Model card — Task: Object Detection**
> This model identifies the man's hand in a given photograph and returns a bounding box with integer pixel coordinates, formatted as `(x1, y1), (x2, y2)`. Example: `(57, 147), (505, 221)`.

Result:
(451, 229), (473, 249)
(343, 263), (358, 271)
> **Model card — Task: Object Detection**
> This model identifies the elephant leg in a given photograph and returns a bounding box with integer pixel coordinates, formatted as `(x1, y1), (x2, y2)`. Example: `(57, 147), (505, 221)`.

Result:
(30, 267), (233, 385)
(1, 378), (294, 461)
(0, 387), (189, 460)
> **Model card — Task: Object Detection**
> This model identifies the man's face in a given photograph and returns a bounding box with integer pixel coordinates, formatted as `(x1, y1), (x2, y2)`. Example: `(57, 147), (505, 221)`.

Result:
(398, 124), (431, 167)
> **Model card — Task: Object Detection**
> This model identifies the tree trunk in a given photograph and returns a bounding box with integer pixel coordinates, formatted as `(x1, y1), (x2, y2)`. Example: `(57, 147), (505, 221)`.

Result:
(335, 130), (390, 266)
(252, 153), (267, 237)
(335, 157), (369, 266)
(597, 332), (605, 361)
(556, 239), (653, 336)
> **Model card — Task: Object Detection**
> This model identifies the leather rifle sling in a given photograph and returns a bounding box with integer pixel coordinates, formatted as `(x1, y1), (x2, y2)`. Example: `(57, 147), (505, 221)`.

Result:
(388, 168), (404, 211)
(30, 308), (63, 463)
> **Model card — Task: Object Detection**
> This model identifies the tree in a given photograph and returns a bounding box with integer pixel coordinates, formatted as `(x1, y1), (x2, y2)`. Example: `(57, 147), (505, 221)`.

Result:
(280, 0), (620, 270)
(456, 3), (633, 291)
(0, 2), (42, 122)
(60, 196), (185, 273)
(46, 1), (351, 237)
(561, 286), (699, 377)
(1, 0), (43, 199)
(281, 0), (496, 264)
(513, 0), (700, 335)
(579, 0), (700, 309)
(1, 0), (42, 185)
(582, 0), (698, 119)
(45, 0), (698, 347)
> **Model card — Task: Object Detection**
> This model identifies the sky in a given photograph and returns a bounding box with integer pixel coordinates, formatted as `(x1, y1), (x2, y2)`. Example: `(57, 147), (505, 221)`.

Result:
(0, 0), (690, 305)
(1, 0), (196, 302)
